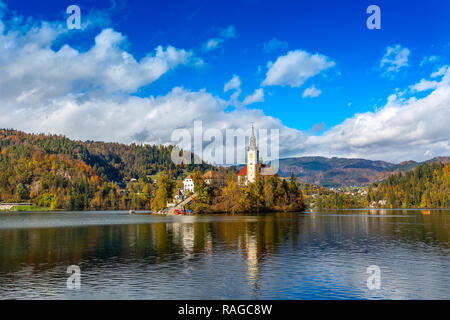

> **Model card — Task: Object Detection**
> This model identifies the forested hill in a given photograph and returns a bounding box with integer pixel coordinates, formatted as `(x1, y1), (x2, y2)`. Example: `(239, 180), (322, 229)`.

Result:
(306, 161), (449, 209)
(0, 129), (214, 209)
(369, 161), (449, 208)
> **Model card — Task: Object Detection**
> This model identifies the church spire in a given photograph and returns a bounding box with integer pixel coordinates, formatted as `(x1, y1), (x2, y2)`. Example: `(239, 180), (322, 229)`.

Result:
(249, 122), (257, 151)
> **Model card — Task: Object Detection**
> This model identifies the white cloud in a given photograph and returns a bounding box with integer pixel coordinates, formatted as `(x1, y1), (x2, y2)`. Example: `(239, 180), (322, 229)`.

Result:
(300, 67), (450, 162)
(203, 38), (223, 51)
(224, 74), (241, 92)
(262, 50), (335, 87)
(0, 27), (195, 108)
(302, 85), (322, 98)
(380, 44), (410, 76)
(223, 74), (242, 103)
(419, 55), (438, 66)
(203, 25), (236, 52)
(0, 10), (277, 162)
(431, 65), (448, 78)
(263, 38), (288, 53)
(409, 79), (438, 92)
(243, 88), (264, 105)
(409, 66), (449, 92)
(0, 5), (448, 164)
(1, 85), (303, 163)
(223, 75), (264, 107)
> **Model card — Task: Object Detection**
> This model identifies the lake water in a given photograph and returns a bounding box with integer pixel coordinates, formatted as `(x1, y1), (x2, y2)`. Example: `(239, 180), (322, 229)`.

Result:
(0, 209), (448, 300)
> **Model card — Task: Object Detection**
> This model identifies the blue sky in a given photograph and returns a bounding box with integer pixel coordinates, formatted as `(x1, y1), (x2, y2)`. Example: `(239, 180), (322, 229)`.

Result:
(0, 0), (449, 162)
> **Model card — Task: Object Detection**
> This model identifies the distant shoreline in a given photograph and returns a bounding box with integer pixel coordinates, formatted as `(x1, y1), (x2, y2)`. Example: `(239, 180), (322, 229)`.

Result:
(2, 207), (448, 214)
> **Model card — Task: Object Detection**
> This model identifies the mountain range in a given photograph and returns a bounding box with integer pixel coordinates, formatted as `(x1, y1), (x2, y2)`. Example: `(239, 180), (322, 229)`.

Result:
(1, 128), (448, 190)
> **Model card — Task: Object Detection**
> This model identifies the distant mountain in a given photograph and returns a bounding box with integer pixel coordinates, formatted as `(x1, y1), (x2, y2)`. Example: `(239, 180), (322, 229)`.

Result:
(275, 156), (449, 187)
(387, 160), (419, 172)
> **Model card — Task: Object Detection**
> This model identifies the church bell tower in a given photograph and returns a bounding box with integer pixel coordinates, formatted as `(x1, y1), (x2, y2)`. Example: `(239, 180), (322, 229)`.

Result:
(247, 123), (259, 183)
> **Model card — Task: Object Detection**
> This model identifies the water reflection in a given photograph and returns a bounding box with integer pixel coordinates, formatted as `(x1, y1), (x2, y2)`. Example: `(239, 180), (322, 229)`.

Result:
(0, 210), (448, 299)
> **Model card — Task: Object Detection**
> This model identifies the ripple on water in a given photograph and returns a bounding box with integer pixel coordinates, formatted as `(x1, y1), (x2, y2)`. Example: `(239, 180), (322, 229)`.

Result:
(0, 209), (449, 299)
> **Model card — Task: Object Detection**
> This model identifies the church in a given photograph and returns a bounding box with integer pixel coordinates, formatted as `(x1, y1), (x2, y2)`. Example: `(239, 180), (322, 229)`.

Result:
(238, 124), (276, 185)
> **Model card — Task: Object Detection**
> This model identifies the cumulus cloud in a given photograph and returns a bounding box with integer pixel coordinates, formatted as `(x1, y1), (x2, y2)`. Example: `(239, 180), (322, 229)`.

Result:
(243, 88), (264, 105)
(380, 44), (410, 76)
(0, 8), (298, 162)
(224, 74), (242, 92)
(431, 65), (448, 78)
(302, 85), (322, 98)
(0, 4), (448, 164)
(262, 50), (335, 87)
(223, 76), (264, 106)
(223, 74), (242, 102)
(2, 86), (303, 163)
(409, 66), (449, 92)
(301, 67), (450, 161)
(409, 79), (438, 92)
(0, 27), (195, 111)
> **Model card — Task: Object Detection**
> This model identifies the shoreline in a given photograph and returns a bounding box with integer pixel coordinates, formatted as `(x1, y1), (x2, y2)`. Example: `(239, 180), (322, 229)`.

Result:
(2, 207), (448, 214)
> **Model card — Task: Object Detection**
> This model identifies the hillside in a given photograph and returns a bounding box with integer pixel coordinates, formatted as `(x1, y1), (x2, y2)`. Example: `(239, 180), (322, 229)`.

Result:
(0, 129), (215, 210)
(275, 156), (450, 187)
(305, 161), (449, 209)
(368, 161), (450, 208)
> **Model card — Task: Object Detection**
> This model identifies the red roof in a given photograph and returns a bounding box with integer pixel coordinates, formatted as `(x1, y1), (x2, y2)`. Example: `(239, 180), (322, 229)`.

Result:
(237, 165), (247, 176)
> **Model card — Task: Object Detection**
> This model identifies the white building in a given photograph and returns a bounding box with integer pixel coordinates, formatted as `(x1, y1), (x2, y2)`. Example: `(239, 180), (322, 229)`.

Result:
(183, 175), (194, 193)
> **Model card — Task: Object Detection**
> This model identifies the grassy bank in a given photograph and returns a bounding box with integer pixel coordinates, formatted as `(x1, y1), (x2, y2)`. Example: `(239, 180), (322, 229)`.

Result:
(7, 205), (52, 212)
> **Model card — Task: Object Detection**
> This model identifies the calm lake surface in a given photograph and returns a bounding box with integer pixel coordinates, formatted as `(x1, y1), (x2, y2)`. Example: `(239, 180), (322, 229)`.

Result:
(0, 209), (448, 300)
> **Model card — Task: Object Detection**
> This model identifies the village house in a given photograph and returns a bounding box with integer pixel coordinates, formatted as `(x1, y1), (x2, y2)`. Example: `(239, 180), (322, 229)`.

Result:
(174, 189), (184, 202)
(202, 170), (225, 187)
(181, 171), (225, 194)
(183, 175), (195, 193)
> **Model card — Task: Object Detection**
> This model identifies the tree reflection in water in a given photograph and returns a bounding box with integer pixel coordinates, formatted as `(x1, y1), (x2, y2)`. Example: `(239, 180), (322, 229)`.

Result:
(0, 210), (448, 299)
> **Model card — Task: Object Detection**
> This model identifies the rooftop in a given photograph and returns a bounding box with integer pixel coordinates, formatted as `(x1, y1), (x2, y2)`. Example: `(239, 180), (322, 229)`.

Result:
(237, 165), (247, 176)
